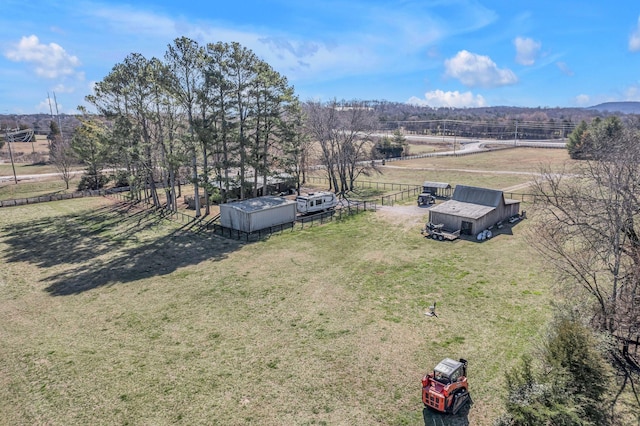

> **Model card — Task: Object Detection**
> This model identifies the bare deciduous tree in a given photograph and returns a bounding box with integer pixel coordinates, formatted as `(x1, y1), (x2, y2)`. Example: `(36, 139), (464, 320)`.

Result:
(530, 118), (640, 408)
(49, 135), (75, 189)
(280, 99), (309, 195)
(304, 100), (376, 196)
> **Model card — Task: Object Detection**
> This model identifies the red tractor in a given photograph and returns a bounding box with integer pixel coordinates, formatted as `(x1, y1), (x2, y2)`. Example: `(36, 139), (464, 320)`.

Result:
(421, 358), (470, 415)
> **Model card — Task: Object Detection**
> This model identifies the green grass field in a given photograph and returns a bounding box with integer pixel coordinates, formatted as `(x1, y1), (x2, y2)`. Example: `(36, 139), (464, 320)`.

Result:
(0, 191), (553, 425)
(0, 147), (576, 424)
(0, 163), (60, 176)
(0, 179), (74, 201)
(374, 147), (574, 191)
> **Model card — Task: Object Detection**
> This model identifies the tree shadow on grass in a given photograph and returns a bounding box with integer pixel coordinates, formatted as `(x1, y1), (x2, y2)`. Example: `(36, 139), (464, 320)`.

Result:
(0, 201), (243, 296)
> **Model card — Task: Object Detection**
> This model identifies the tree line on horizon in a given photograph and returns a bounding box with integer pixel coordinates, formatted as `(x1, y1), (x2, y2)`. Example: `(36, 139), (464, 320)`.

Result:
(2, 94), (627, 145)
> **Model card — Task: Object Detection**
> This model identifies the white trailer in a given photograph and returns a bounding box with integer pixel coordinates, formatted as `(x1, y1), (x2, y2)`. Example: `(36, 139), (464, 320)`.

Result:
(295, 191), (338, 214)
(220, 196), (297, 233)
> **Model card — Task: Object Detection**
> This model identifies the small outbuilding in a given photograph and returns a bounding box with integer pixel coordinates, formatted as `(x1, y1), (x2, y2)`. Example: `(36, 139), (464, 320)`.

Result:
(428, 185), (520, 235)
(220, 196), (297, 233)
(422, 181), (453, 198)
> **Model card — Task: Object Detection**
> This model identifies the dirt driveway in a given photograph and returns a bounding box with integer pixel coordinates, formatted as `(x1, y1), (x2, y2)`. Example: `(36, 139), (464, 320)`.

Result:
(376, 203), (430, 228)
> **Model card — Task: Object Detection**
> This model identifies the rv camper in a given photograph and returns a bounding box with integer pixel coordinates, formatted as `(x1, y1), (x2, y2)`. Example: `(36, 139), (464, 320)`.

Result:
(296, 191), (338, 214)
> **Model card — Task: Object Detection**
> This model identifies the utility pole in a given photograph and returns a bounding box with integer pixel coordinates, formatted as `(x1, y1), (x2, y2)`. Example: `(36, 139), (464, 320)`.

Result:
(442, 119), (446, 143)
(453, 131), (457, 154)
(47, 93), (55, 151)
(53, 92), (64, 142)
(514, 121), (518, 146)
(5, 128), (18, 184)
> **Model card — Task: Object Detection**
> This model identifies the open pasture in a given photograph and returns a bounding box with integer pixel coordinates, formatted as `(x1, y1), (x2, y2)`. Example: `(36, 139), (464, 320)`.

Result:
(0, 179), (73, 201)
(310, 147), (576, 203)
(0, 162), (62, 177)
(399, 146), (573, 173)
(0, 193), (552, 425)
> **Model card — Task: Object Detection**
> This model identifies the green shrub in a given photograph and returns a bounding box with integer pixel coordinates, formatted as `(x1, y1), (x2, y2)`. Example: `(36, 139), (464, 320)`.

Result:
(111, 171), (130, 188)
(496, 313), (613, 426)
(77, 174), (108, 190)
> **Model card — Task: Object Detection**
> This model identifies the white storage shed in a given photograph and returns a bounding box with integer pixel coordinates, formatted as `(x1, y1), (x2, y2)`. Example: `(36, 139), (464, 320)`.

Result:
(220, 196), (297, 233)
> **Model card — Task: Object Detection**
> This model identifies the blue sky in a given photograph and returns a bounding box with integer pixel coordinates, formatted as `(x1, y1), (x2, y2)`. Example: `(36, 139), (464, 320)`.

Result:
(2, 0), (640, 113)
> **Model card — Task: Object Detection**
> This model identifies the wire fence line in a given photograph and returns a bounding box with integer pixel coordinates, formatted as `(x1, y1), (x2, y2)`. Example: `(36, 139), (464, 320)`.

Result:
(3, 174), (536, 241)
(305, 175), (541, 205)
(306, 175), (419, 192)
(0, 186), (130, 208)
(105, 191), (377, 242)
(1, 174), (538, 215)
(305, 175), (422, 206)
(376, 146), (509, 163)
(0, 183), (374, 241)
(107, 191), (198, 225)
(381, 186), (423, 206)
(206, 200), (376, 242)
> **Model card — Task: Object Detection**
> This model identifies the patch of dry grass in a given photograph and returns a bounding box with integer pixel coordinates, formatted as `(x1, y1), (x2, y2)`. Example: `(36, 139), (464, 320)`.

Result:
(390, 146), (574, 173)
(0, 179), (74, 201)
(305, 147), (575, 204)
(405, 142), (447, 155)
(0, 163), (60, 176)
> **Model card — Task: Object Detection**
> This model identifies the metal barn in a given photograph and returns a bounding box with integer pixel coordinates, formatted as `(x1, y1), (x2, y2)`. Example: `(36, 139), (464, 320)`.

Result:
(220, 196), (297, 233)
(422, 181), (453, 198)
(428, 185), (520, 235)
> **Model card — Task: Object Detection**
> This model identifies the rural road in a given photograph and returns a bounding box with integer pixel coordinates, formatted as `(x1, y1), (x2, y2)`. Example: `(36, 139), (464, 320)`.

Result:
(1, 138), (562, 184)
(0, 169), (85, 183)
(372, 133), (566, 149)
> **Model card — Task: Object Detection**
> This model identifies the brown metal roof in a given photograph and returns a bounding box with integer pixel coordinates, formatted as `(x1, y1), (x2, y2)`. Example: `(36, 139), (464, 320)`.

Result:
(430, 200), (495, 219)
(452, 185), (504, 207)
(430, 185), (520, 220)
(422, 181), (451, 189)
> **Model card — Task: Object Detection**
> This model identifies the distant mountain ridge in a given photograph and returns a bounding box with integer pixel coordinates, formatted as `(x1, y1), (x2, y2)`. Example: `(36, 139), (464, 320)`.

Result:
(586, 102), (640, 114)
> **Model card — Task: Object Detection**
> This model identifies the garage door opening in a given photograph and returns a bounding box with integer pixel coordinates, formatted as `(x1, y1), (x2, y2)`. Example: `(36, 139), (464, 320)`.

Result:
(461, 221), (473, 235)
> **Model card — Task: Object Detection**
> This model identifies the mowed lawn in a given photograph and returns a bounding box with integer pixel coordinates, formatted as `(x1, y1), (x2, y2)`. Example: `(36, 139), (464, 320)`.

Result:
(0, 194), (553, 425)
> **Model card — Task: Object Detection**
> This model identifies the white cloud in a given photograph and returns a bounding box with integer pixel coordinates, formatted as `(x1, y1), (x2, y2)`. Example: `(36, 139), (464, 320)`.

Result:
(573, 86), (640, 107)
(513, 36), (541, 66)
(80, 1), (498, 85)
(556, 62), (574, 76)
(624, 84), (640, 100)
(408, 90), (486, 108)
(630, 16), (640, 52)
(88, 5), (177, 38)
(444, 50), (517, 88)
(575, 94), (590, 106)
(5, 35), (81, 79)
(52, 83), (75, 94)
(36, 98), (58, 113)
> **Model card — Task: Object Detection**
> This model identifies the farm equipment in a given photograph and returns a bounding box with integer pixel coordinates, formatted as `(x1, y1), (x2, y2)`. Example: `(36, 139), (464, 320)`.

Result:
(421, 222), (460, 241)
(417, 192), (436, 206)
(422, 358), (470, 415)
